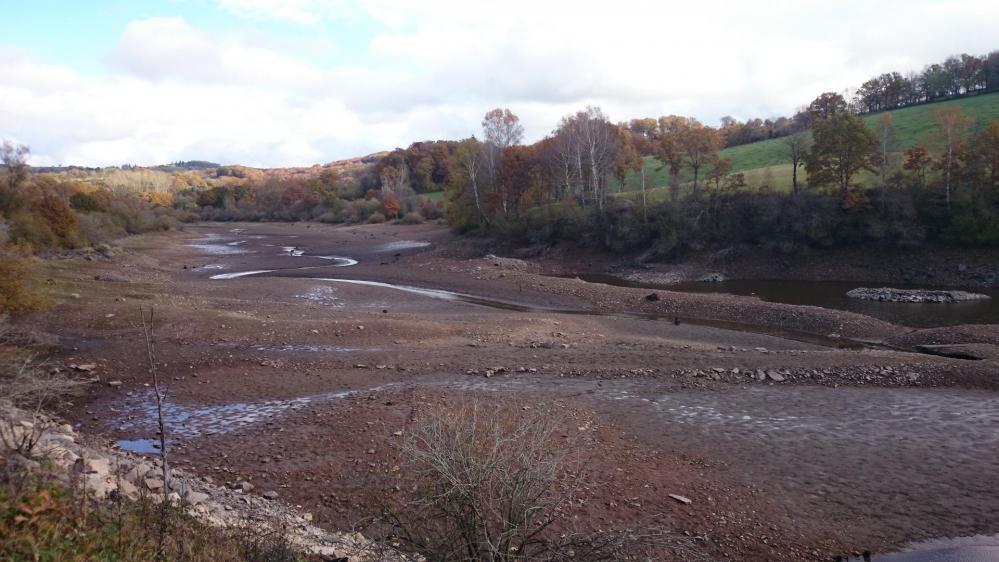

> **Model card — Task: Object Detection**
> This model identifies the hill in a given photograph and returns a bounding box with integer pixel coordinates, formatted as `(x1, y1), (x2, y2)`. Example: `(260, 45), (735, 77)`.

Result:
(616, 91), (999, 195)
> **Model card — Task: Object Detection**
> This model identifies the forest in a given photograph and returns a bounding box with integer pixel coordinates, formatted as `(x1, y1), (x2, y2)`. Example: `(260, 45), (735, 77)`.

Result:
(2, 49), (999, 310)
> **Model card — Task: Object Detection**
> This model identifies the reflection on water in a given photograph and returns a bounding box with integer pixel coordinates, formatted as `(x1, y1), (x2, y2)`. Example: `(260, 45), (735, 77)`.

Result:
(569, 274), (999, 327)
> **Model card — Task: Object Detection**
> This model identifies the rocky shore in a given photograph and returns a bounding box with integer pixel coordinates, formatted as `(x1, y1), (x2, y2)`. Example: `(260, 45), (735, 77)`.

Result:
(845, 287), (991, 303)
(0, 403), (392, 561)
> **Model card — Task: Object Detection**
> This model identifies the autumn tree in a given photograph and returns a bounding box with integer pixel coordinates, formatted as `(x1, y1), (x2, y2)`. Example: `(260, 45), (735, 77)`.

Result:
(382, 194), (401, 219)
(482, 108), (524, 148)
(931, 105), (974, 208)
(804, 112), (878, 198)
(654, 116), (687, 201)
(678, 120), (723, 197)
(903, 146), (933, 189)
(783, 132), (812, 195)
(807, 92), (848, 121)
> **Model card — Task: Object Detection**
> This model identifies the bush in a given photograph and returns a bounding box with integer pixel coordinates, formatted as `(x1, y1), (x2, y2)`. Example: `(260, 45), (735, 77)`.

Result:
(0, 473), (306, 562)
(398, 212), (423, 225)
(0, 247), (44, 312)
(370, 401), (701, 561)
(367, 212), (386, 224)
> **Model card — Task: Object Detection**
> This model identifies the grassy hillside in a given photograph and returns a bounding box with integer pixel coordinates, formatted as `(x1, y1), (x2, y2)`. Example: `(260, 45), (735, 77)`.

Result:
(615, 91), (999, 194)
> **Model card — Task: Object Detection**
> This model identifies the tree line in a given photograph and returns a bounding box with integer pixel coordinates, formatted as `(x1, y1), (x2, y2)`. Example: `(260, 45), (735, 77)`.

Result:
(700, 49), (999, 149)
(432, 94), (999, 253)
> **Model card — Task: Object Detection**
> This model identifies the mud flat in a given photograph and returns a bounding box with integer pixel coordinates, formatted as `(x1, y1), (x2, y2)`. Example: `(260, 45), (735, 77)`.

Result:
(24, 221), (999, 562)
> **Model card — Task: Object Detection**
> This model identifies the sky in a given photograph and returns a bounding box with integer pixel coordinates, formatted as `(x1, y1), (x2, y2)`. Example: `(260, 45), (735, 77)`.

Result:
(2, 0), (998, 168)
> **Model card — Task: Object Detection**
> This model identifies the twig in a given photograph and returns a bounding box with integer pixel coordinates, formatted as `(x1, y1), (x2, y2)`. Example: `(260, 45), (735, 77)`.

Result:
(140, 306), (170, 559)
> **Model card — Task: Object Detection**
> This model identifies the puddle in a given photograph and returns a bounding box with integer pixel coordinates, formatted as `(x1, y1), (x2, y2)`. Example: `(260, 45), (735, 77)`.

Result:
(194, 263), (228, 271)
(567, 274), (999, 328)
(378, 240), (431, 252)
(188, 239), (250, 255)
(117, 438), (160, 454)
(251, 344), (368, 352)
(868, 534), (999, 561)
(109, 386), (389, 441)
(210, 270), (274, 280)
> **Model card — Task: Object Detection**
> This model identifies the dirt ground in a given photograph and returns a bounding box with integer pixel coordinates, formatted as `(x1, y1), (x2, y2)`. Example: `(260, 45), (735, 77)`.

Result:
(19, 221), (999, 561)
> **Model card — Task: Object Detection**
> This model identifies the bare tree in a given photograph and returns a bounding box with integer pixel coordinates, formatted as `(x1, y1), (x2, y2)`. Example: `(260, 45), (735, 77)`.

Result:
(456, 138), (489, 226)
(481, 109), (524, 218)
(931, 106), (974, 209)
(874, 113), (897, 211)
(553, 107), (619, 210)
(140, 307), (171, 560)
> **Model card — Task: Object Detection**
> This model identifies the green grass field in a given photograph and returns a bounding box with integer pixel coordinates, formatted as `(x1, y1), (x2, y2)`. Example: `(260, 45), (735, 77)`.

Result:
(421, 190), (447, 202)
(614, 91), (999, 194)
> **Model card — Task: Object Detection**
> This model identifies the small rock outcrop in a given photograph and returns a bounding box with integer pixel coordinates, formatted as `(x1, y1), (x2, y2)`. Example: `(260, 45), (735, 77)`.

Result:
(845, 287), (991, 303)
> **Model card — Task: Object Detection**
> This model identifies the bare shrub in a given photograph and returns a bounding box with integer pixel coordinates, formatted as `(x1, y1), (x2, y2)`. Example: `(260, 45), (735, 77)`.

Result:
(369, 400), (706, 562)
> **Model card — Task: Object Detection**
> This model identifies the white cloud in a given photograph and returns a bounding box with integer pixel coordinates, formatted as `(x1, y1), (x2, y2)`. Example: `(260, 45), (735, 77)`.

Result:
(3, 2), (999, 167)
(106, 17), (322, 86)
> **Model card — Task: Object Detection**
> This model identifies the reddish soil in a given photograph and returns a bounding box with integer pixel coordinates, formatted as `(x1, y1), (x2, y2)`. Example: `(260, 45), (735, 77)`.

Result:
(18, 221), (999, 561)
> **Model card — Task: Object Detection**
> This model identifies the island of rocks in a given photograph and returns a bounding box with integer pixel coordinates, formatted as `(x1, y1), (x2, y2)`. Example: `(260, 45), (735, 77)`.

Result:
(846, 287), (991, 303)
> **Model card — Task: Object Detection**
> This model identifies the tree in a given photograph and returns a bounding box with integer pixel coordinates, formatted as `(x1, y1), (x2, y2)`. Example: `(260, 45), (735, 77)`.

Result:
(678, 120), (723, 197)
(552, 107), (619, 210)
(807, 92), (848, 121)
(453, 138), (488, 227)
(931, 105), (974, 208)
(654, 116), (687, 201)
(1, 141), (30, 216)
(482, 108), (524, 149)
(783, 132), (811, 195)
(804, 112), (878, 198)
(874, 112), (897, 210)
(903, 145), (932, 189)
(971, 120), (999, 193)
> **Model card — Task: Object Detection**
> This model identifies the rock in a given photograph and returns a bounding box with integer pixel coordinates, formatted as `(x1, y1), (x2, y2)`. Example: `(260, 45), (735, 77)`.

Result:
(85, 474), (111, 498)
(262, 491), (279, 500)
(754, 347), (768, 353)
(645, 293), (660, 302)
(84, 457), (111, 476)
(698, 273), (726, 283)
(234, 480), (254, 492)
(846, 287), (990, 303)
(107, 380), (123, 388)
(116, 479), (139, 500)
(144, 478), (165, 491)
(186, 491), (210, 505)
(766, 370), (786, 382)
(668, 494), (692, 505)
(73, 364), (98, 372)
